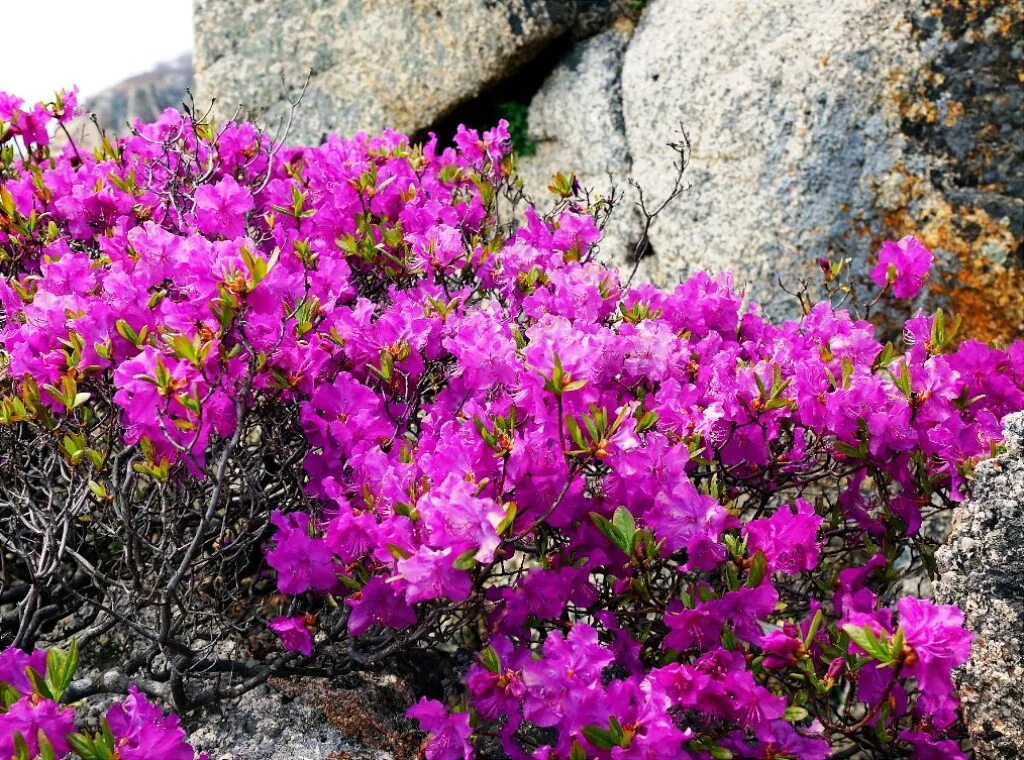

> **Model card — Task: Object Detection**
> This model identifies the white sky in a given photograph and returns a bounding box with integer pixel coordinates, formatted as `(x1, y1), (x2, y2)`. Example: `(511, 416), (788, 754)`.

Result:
(1, 0), (193, 105)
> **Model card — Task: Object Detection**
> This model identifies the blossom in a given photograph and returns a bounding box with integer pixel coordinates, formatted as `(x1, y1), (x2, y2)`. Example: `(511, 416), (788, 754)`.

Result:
(870, 236), (934, 298)
(265, 512), (338, 594)
(406, 698), (473, 760)
(105, 687), (198, 760)
(896, 597), (973, 729)
(192, 175), (254, 238)
(1, 92), (1018, 760)
(0, 697), (74, 759)
(345, 577), (417, 636)
(743, 499), (821, 574)
(269, 616), (314, 656)
(0, 647), (47, 696)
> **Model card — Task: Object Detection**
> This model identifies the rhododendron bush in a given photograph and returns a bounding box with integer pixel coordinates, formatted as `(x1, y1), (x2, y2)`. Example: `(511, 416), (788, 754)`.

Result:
(1, 90), (1022, 759)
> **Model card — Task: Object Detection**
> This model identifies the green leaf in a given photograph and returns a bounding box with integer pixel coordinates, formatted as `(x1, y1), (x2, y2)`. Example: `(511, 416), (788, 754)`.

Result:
(804, 609), (823, 649)
(745, 549), (767, 588)
(12, 732), (31, 760)
(783, 705), (809, 722)
(0, 681), (21, 708)
(495, 502), (517, 536)
(611, 506), (636, 553)
(37, 730), (56, 760)
(842, 624), (892, 663)
(25, 666), (52, 700)
(67, 733), (101, 760)
(453, 547), (478, 571)
(582, 725), (616, 751)
(590, 512), (626, 550)
(45, 640), (78, 702)
(481, 646), (501, 674)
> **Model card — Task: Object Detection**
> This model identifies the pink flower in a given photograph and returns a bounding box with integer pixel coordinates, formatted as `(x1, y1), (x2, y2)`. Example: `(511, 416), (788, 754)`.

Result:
(406, 698), (473, 760)
(346, 577), (417, 637)
(193, 175), (254, 238)
(269, 616), (314, 656)
(870, 236), (934, 298)
(265, 512), (338, 595)
(743, 499), (822, 574)
(0, 647), (47, 696)
(105, 687), (198, 760)
(0, 697), (74, 759)
(896, 597), (972, 729)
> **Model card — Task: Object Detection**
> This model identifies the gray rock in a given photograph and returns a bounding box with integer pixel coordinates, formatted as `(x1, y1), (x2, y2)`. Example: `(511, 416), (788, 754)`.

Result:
(935, 411), (1024, 758)
(620, 0), (1022, 335)
(622, 0), (925, 314)
(193, 0), (579, 145)
(513, 19), (644, 269)
(185, 681), (389, 760)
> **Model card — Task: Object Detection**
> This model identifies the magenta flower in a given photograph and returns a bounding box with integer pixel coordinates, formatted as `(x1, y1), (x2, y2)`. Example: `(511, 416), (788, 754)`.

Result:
(397, 546), (473, 604)
(193, 175), (254, 239)
(896, 597), (973, 729)
(0, 647), (47, 696)
(870, 236), (934, 298)
(743, 499), (822, 574)
(0, 697), (74, 759)
(346, 577), (417, 637)
(406, 698), (473, 760)
(105, 686), (198, 760)
(265, 511), (338, 594)
(269, 616), (314, 656)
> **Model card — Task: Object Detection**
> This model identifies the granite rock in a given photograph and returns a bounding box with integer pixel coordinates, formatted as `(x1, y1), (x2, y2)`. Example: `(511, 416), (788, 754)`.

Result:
(193, 0), (581, 145)
(620, 0), (1022, 334)
(513, 19), (643, 269)
(935, 411), (1024, 758)
(622, 0), (924, 314)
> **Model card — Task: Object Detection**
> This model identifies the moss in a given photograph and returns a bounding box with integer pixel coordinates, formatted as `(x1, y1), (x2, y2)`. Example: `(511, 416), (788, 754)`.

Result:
(497, 100), (537, 157)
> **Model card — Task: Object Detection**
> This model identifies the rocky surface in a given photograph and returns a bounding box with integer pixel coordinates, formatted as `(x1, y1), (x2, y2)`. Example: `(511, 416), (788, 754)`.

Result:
(621, 0), (1022, 332)
(193, 0), (614, 145)
(936, 411), (1024, 758)
(512, 19), (643, 269)
(190, 0), (1021, 339)
(185, 675), (423, 760)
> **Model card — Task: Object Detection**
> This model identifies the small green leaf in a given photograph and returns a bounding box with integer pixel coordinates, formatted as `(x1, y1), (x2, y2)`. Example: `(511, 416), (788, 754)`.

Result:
(783, 705), (809, 722)
(481, 646), (501, 674)
(582, 725), (615, 751)
(453, 548), (478, 570)
(745, 549), (767, 588)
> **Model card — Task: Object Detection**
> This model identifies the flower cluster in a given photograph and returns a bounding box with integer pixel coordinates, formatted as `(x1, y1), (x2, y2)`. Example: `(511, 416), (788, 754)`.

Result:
(0, 643), (203, 760)
(1, 90), (1022, 759)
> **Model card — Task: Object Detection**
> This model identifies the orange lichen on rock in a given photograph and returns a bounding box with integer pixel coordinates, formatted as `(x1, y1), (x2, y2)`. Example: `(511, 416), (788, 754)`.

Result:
(873, 166), (1023, 345)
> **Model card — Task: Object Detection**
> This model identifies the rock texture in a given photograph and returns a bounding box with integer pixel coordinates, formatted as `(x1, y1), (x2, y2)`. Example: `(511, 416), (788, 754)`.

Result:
(191, 0), (1021, 339)
(513, 19), (642, 268)
(185, 675), (423, 760)
(621, 0), (1022, 331)
(936, 411), (1024, 758)
(194, 0), (578, 145)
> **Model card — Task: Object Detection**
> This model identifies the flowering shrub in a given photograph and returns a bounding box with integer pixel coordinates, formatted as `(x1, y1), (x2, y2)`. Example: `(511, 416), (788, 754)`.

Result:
(1, 89), (1022, 759)
(0, 643), (204, 759)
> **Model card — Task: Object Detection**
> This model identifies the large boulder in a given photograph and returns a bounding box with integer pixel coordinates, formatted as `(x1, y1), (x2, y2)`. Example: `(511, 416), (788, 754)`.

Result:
(621, 0), (1022, 336)
(512, 19), (643, 269)
(194, 0), (581, 145)
(935, 411), (1024, 758)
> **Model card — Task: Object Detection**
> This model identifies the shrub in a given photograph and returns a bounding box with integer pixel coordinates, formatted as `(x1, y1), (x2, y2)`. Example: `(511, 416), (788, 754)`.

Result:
(1, 89), (1022, 759)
